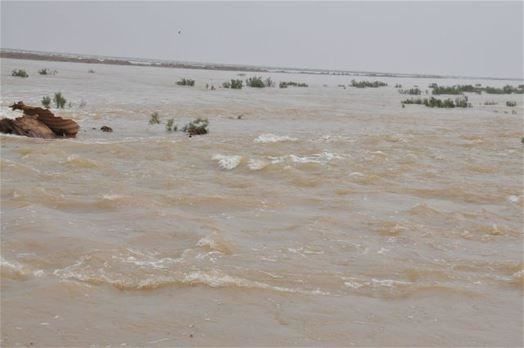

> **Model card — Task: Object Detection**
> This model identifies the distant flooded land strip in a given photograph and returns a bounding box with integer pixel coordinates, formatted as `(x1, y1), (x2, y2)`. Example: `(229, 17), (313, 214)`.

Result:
(3, 49), (522, 81)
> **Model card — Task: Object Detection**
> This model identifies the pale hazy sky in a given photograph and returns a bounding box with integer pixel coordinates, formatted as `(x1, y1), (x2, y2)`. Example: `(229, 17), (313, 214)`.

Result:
(1, 1), (523, 78)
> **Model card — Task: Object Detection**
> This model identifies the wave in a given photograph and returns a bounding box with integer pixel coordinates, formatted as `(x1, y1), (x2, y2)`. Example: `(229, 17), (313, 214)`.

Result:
(254, 134), (298, 143)
(289, 152), (342, 164)
(212, 154), (242, 170)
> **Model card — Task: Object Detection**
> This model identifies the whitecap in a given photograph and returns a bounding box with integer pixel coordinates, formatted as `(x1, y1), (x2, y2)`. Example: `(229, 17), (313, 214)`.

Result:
(247, 159), (270, 170)
(289, 152), (342, 164)
(254, 134), (298, 143)
(212, 154), (242, 170)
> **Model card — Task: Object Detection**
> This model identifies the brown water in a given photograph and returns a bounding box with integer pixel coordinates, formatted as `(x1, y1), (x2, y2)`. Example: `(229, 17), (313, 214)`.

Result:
(1, 58), (523, 346)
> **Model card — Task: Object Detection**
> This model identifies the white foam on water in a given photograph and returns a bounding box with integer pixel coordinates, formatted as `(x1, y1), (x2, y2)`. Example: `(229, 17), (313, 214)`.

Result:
(254, 134), (298, 143)
(247, 159), (270, 171)
(289, 152), (343, 164)
(212, 154), (242, 170)
(507, 195), (520, 204)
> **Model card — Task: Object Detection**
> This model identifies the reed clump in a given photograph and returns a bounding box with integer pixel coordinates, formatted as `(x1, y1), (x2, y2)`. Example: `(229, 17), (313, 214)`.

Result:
(279, 81), (309, 88)
(176, 78), (195, 86)
(350, 79), (387, 88)
(183, 118), (209, 135)
(11, 69), (29, 78)
(402, 96), (471, 108)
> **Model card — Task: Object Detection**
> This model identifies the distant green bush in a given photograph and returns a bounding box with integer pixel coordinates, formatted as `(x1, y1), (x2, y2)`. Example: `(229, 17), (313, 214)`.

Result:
(483, 101), (497, 105)
(506, 101), (517, 107)
(350, 79), (387, 88)
(264, 77), (275, 87)
(223, 79), (243, 89)
(246, 76), (265, 88)
(88, 69), (95, 73)
(11, 69), (28, 78)
(166, 118), (177, 132)
(38, 68), (56, 75)
(484, 85), (524, 94)
(280, 81), (309, 88)
(176, 78), (195, 86)
(395, 84), (402, 88)
(398, 88), (421, 95)
(149, 112), (161, 125)
(41, 96), (51, 108)
(183, 118), (209, 136)
(53, 92), (67, 108)
(402, 96), (471, 108)
(431, 85), (482, 95)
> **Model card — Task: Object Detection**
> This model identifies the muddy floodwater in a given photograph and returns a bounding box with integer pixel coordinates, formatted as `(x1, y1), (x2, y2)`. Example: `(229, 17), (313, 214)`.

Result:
(1, 58), (523, 346)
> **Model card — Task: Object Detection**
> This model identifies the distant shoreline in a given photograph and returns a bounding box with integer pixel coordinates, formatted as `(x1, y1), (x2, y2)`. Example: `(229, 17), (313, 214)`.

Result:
(1, 48), (522, 81)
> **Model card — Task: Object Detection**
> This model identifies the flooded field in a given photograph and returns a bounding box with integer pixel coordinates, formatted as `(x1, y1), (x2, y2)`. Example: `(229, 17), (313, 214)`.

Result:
(1, 58), (523, 346)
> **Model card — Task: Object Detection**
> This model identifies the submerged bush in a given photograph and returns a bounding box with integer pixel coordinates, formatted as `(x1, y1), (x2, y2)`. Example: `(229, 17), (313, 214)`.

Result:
(402, 96), (471, 108)
(246, 76), (265, 88)
(483, 101), (497, 105)
(223, 79), (243, 89)
(264, 77), (275, 88)
(53, 92), (67, 108)
(280, 81), (309, 88)
(506, 101), (517, 107)
(484, 85), (524, 94)
(398, 88), (421, 95)
(350, 79), (387, 88)
(11, 69), (28, 78)
(176, 78), (195, 86)
(41, 96), (51, 108)
(183, 118), (209, 136)
(88, 69), (95, 73)
(38, 68), (56, 75)
(166, 118), (177, 132)
(431, 85), (482, 95)
(149, 112), (161, 125)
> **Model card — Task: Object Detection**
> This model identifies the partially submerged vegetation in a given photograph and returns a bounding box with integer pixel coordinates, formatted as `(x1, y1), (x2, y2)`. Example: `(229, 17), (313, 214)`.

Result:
(432, 85), (481, 95)
(148, 113), (208, 136)
(398, 88), (421, 95)
(223, 79), (243, 89)
(149, 112), (161, 125)
(166, 118), (177, 132)
(176, 78), (195, 86)
(183, 118), (209, 136)
(430, 84), (524, 95)
(53, 92), (67, 109)
(350, 79), (387, 88)
(38, 68), (57, 75)
(41, 96), (51, 108)
(11, 69), (28, 78)
(245, 76), (265, 88)
(484, 85), (524, 94)
(402, 96), (471, 108)
(279, 81), (308, 88)
(506, 101), (517, 107)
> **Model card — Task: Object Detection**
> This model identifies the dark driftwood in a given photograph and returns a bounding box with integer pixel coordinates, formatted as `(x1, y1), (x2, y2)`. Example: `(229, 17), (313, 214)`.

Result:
(0, 101), (79, 138)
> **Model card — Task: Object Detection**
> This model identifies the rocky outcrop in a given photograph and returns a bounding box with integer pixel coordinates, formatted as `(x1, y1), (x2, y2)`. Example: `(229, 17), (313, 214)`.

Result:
(0, 117), (56, 138)
(0, 101), (79, 138)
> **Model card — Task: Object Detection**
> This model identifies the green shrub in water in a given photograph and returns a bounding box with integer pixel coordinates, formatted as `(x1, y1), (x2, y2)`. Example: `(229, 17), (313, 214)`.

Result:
(149, 112), (161, 125)
(53, 92), (67, 108)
